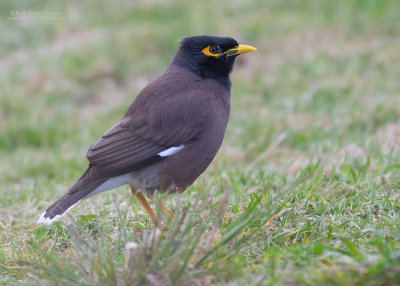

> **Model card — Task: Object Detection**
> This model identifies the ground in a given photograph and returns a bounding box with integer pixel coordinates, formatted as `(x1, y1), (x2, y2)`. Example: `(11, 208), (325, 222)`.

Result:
(1, 0), (400, 285)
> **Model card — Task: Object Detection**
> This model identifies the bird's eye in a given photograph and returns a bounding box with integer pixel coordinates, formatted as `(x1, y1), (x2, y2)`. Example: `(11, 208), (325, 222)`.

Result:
(209, 46), (218, 54)
(201, 45), (221, 57)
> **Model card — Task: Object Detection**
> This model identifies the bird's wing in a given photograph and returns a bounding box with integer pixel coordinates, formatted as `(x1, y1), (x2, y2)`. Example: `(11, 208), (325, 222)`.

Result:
(71, 90), (210, 191)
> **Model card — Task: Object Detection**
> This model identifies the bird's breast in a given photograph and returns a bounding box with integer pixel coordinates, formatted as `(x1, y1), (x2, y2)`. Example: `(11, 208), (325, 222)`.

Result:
(160, 99), (230, 192)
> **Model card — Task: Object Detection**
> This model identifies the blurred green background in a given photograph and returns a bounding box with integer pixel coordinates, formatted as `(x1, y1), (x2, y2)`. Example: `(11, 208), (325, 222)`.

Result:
(1, 0), (400, 285)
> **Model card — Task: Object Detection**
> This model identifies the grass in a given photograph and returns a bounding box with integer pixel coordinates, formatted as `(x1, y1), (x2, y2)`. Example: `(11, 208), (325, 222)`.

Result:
(1, 0), (400, 285)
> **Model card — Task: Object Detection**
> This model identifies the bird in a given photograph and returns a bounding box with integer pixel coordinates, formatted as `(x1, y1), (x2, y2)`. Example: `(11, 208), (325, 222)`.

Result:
(37, 35), (256, 227)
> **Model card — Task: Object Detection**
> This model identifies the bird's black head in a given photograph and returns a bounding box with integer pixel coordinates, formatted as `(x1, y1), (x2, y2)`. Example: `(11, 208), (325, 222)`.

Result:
(172, 35), (256, 86)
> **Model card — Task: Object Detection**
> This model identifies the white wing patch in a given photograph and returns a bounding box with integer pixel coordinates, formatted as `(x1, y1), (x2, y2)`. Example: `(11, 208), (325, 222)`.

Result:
(158, 145), (185, 157)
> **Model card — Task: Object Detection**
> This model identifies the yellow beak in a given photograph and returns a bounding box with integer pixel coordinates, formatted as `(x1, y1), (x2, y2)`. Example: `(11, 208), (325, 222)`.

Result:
(223, 44), (257, 57)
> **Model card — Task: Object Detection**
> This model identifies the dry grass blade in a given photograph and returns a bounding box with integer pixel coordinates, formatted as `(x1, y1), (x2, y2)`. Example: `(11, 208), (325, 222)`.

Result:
(261, 208), (292, 229)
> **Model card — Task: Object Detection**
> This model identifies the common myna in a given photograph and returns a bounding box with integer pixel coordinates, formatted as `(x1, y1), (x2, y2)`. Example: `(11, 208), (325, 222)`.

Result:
(38, 35), (256, 226)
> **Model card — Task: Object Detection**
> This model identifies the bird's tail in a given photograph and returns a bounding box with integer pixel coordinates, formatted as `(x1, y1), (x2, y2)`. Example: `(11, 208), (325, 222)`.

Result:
(37, 180), (105, 225)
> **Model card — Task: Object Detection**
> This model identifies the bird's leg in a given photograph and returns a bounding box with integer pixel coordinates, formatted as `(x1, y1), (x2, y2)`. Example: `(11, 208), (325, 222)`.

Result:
(147, 193), (172, 221)
(156, 197), (173, 221)
(131, 187), (163, 228)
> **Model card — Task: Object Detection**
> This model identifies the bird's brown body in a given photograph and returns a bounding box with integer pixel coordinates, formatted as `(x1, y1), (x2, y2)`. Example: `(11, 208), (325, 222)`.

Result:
(147, 69), (230, 193)
(38, 35), (255, 225)
(81, 65), (230, 194)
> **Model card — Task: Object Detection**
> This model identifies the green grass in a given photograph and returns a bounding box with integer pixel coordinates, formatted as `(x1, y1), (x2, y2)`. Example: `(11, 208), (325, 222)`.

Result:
(2, 0), (400, 285)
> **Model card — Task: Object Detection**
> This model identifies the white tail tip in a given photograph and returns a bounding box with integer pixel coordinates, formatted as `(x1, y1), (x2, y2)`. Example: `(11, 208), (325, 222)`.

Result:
(37, 202), (79, 225)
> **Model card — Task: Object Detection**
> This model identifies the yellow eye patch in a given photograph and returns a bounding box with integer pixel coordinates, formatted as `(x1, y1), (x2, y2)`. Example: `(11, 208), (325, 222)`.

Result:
(201, 45), (221, 57)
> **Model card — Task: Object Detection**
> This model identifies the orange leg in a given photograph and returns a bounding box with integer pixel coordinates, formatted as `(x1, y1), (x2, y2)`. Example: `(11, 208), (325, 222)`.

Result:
(131, 188), (163, 228)
(155, 197), (172, 220)
(148, 194), (172, 221)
